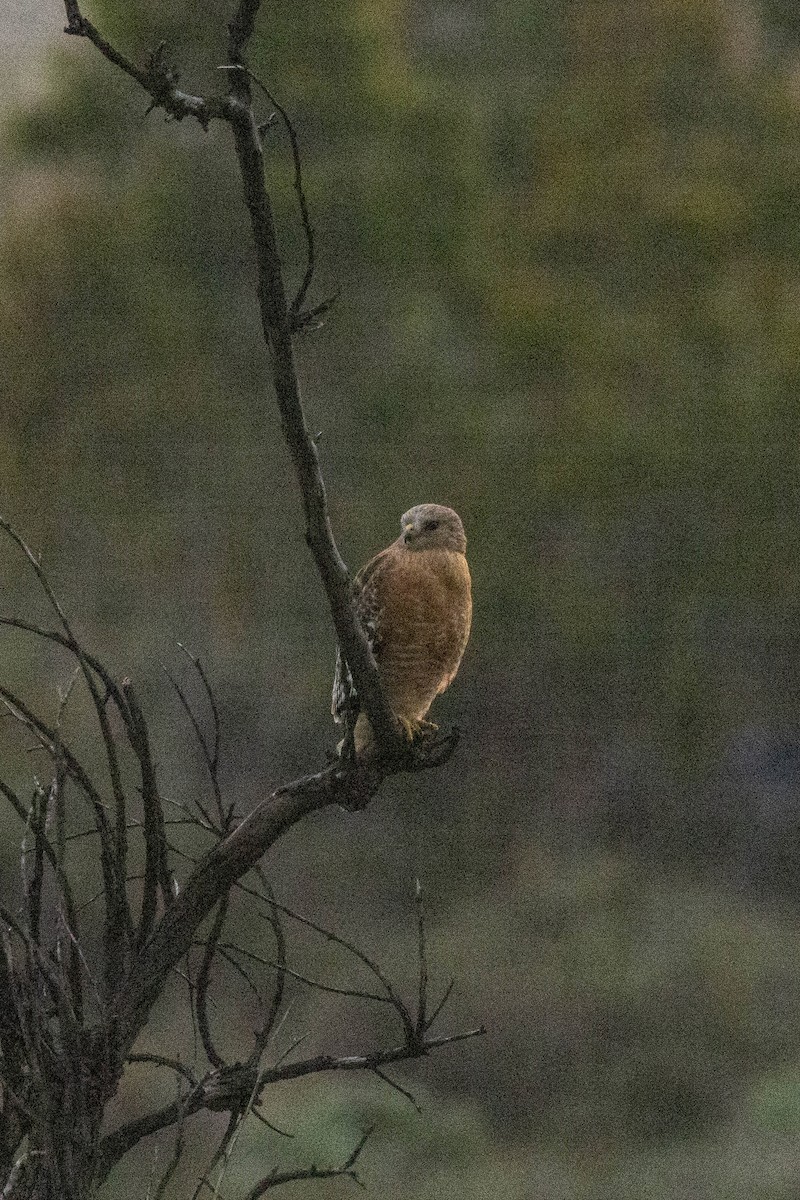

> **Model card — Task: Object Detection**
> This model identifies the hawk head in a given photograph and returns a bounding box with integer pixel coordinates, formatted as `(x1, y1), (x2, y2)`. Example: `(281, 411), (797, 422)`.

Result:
(399, 504), (466, 554)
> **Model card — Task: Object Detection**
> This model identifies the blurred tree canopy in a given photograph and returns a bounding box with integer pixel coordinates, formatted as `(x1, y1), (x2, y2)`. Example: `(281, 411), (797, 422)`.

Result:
(6, 0), (800, 1195)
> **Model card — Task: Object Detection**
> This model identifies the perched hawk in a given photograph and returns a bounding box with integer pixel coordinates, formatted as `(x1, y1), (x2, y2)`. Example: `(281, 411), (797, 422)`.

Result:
(332, 503), (472, 756)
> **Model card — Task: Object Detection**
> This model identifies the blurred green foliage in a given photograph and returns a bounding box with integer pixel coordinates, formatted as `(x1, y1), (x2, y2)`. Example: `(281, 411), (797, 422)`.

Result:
(5, 0), (800, 1196)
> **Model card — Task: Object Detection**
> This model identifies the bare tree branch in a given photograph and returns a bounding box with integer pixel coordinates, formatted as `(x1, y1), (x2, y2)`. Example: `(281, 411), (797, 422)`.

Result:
(425, 977), (456, 1033)
(222, 67), (319, 326)
(244, 1126), (374, 1198)
(0, 680), (129, 1008)
(162, 665), (222, 832)
(221, 943), (392, 1006)
(127, 1053), (199, 1090)
(195, 895), (230, 1069)
(247, 870), (287, 1065)
(414, 878), (428, 1039)
(177, 645), (226, 818)
(0, 616), (133, 722)
(221, 78), (399, 751)
(372, 1065), (421, 1113)
(124, 678), (176, 947)
(95, 1025), (485, 1180)
(0, 522), (131, 895)
(228, 0), (263, 63)
(62, 1), (230, 128)
(0, 6), (481, 1194)
(249, 893), (416, 1039)
(152, 1076), (190, 1200)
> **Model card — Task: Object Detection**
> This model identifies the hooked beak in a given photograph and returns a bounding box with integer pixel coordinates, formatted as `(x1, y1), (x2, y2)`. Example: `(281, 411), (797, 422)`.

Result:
(402, 522), (415, 543)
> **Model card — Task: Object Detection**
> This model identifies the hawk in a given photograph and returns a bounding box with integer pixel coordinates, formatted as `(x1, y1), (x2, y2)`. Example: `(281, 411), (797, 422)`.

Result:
(332, 503), (472, 756)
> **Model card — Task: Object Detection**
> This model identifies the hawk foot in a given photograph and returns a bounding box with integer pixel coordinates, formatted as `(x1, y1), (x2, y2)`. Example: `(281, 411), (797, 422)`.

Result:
(398, 716), (439, 742)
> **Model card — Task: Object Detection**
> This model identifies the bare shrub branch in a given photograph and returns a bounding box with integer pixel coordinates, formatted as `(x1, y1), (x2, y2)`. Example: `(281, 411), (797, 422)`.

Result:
(0, 3), (481, 1195)
(244, 1125), (374, 1198)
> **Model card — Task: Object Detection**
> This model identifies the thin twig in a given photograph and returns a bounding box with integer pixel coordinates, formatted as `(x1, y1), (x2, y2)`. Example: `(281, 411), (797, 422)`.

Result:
(128, 1052), (199, 1089)
(244, 1126), (374, 1198)
(206, 1068), (263, 1200)
(261, 895), (416, 1042)
(251, 1107), (294, 1139)
(213, 945), (263, 1001)
(0, 615), (132, 725)
(125, 677), (176, 946)
(1, 1151), (45, 1199)
(0, 521), (134, 971)
(0, 681), (128, 1001)
(21, 783), (46, 947)
(221, 943), (390, 1006)
(219, 67), (317, 325)
(153, 1075), (189, 1200)
(249, 870), (287, 1064)
(196, 894), (230, 1069)
(175, 645), (229, 830)
(372, 1066), (421, 1113)
(414, 878), (428, 1038)
(425, 977), (456, 1032)
(162, 665), (222, 832)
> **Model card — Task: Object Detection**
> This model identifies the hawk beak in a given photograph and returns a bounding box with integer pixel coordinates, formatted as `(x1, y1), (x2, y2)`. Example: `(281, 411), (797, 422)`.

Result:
(402, 523), (414, 542)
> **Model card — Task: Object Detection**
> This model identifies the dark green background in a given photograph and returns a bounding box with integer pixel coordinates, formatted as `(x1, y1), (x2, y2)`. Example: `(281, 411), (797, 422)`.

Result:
(5, 0), (800, 1195)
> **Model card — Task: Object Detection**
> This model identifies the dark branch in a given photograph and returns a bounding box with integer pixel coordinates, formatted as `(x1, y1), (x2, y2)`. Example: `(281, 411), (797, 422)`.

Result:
(195, 895), (230, 1069)
(124, 678), (176, 947)
(127, 1053), (198, 1089)
(221, 943), (391, 1006)
(0, 8), (481, 1192)
(0, 617), (129, 712)
(221, 85), (398, 749)
(114, 734), (458, 1054)
(96, 1027), (484, 1180)
(228, 0), (263, 63)
(414, 878), (428, 1038)
(63, 1), (230, 128)
(247, 870), (286, 1065)
(244, 1126), (373, 1198)
(230, 69), (318, 325)
(162, 665), (222, 832)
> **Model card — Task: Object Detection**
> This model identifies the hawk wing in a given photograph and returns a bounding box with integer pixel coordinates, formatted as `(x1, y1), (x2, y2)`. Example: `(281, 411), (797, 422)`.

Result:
(331, 548), (391, 723)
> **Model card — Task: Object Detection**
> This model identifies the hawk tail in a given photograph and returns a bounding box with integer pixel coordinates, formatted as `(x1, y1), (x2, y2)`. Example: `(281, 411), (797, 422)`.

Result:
(331, 647), (358, 723)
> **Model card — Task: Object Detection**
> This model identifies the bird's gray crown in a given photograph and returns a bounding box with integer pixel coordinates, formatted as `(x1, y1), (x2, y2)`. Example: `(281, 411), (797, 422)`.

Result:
(400, 504), (466, 553)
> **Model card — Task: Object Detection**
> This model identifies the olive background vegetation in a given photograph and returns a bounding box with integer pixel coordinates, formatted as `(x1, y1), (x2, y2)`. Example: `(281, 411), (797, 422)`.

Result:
(5, 0), (800, 1196)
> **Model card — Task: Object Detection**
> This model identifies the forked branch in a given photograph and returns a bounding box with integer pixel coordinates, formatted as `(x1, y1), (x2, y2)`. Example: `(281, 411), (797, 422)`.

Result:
(0, 2), (479, 1194)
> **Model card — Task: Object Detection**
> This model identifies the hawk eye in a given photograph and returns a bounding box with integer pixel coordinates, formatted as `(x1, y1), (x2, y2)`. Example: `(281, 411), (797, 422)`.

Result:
(424, 519), (440, 532)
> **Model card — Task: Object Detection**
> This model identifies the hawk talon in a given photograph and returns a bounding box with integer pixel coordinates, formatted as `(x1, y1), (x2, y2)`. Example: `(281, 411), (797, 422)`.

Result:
(398, 716), (439, 742)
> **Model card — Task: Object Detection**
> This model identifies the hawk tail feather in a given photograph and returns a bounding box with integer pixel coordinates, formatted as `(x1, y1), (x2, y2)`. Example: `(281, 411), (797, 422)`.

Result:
(331, 648), (358, 723)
